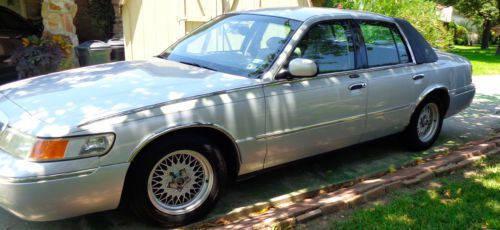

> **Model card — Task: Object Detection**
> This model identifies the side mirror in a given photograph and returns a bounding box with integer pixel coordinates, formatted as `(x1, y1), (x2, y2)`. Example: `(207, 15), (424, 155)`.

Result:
(288, 58), (318, 78)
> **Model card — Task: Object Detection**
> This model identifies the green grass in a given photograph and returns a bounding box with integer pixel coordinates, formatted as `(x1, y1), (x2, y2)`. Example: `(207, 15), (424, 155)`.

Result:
(450, 45), (500, 76)
(329, 155), (500, 230)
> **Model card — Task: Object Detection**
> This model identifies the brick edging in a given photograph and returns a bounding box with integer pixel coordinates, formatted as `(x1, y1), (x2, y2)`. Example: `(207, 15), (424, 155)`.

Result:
(190, 134), (500, 229)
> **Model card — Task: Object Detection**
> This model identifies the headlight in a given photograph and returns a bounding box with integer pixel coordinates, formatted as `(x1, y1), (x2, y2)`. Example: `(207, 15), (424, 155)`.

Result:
(0, 128), (115, 161)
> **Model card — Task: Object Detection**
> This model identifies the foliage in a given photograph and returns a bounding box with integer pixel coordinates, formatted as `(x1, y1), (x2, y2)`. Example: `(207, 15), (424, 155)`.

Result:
(87, 0), (115, 39)
(449, 21), (469, 45)
(451, 45), (500, 75)
(436, 0), (499, 49)
(11, 34), (73, 79)
(437, 0), (499, 22)
(324, 0), (453, 48)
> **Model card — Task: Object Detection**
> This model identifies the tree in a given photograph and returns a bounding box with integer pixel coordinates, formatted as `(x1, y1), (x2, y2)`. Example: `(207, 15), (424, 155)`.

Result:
(496, 0), (500, 54)
(438, 0), (499, 49)
(87, 0), (116, 39)
(324, 0), (453, 48)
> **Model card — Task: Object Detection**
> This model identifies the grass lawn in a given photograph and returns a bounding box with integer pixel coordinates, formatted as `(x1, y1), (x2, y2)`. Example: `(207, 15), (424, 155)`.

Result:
(449, 45), (500, 76)
(302, 155), (500, 230)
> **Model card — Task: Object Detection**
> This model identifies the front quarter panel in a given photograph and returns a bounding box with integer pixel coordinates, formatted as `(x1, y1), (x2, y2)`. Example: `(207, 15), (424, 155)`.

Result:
(81, 85), (267, 175)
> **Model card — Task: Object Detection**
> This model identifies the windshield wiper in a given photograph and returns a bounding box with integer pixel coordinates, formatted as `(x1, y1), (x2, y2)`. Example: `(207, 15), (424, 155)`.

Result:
(178, 61), (216, 71)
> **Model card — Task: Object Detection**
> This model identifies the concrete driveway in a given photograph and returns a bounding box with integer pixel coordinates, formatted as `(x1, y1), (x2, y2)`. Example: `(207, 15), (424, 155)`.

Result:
(1, 76), (499, 230)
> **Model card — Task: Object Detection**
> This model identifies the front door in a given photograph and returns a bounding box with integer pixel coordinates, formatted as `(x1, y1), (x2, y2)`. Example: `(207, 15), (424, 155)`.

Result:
(263, 20), (368, 168)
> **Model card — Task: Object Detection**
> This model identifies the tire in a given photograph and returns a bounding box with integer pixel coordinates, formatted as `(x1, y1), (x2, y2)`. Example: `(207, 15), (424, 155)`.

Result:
(127, 134), (227, 227)
(403, 95), (444, 151)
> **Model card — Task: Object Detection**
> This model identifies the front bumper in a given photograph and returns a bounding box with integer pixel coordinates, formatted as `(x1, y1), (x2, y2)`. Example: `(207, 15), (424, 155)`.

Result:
(0, 149), (129, 221)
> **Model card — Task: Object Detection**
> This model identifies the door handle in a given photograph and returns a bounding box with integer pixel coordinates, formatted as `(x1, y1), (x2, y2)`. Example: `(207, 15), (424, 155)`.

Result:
(412, 74), (425, 80)
(349, 74), (360, 78)
(348, 82), (367, 91)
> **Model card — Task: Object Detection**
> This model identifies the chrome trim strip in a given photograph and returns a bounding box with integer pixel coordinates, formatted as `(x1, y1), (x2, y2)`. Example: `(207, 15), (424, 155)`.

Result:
(79, 19), (417, 127)
(266, 16), (416, 82)
(256, 114), (365, 140)
(367, 104), (412, 117)
(393, 20), (417, 65)
(78, 18), (417, 127)
(265, 63), (415, 87)
(0, 168), (96, 184)
(128, 123), (242, 163)
(77, 84), (264, 127)
(450, 84), (475, 96)
(453, 87), (475, 97)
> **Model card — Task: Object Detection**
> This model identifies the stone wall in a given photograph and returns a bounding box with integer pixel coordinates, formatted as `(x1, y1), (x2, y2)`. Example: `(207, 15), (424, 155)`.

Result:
(112, 0), (123, 38)
(41, 0), (79, 46)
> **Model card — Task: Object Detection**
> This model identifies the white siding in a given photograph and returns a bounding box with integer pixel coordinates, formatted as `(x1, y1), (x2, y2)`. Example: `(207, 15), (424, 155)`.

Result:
(122, 0), (312, 60)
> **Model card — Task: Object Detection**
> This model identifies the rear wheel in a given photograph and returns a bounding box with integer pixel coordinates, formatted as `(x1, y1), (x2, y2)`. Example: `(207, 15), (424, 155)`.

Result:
(127, 135), (227, 227)
(404, 96), (444, 150)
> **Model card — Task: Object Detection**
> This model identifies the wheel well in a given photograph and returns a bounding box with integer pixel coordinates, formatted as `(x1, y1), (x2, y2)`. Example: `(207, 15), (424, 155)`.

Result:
(133, 127), (239, 178)
(119, 126), (240, 207)
(425, 89), (450, 115)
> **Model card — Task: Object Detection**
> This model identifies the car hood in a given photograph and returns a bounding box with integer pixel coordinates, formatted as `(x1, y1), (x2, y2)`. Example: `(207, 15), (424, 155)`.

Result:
(0, 58), (260, 136)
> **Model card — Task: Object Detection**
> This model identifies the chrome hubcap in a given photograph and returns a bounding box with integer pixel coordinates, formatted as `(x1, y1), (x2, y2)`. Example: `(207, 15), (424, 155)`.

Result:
(147, 150), (213, 215)
(417, 103), (440, 142)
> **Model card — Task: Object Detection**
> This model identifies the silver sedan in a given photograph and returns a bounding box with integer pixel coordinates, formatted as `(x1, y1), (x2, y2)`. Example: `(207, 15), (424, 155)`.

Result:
(0, 7), (474, 227)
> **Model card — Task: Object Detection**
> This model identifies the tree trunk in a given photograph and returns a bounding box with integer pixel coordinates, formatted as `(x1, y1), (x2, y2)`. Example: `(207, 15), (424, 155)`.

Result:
(481, 19), (492, 49)
(496, 44), (500, 55)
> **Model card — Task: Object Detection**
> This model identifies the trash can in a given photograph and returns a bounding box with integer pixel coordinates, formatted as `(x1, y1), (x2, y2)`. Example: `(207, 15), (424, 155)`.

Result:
(76, 40), (111, 67)
(107, 38), (125, 62)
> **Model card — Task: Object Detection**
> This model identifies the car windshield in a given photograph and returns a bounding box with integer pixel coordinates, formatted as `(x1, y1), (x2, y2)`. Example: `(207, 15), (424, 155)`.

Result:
(160, 14), (301, 78)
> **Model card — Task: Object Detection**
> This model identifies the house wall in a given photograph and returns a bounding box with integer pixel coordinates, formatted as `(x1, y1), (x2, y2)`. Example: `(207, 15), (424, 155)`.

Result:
(121, 0), (313, 60)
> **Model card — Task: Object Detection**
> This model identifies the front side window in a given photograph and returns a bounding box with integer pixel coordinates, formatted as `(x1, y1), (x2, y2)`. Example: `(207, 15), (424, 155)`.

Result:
(293, 21), (355, 74)
(161, 14), (301, 78)
(359, 21), (411, 67)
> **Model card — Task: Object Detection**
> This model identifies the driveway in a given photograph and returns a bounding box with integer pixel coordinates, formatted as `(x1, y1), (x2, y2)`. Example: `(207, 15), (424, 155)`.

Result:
(1, 76), (499, 230)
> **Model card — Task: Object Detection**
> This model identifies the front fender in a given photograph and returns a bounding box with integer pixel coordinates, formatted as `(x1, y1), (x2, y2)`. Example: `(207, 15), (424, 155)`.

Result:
(127, 123), (241, 163)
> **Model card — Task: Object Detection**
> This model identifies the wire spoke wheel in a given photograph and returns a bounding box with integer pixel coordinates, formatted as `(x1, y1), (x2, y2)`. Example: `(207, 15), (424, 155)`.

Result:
(147, 150), (214, 215)
(417, 103), (440, 143)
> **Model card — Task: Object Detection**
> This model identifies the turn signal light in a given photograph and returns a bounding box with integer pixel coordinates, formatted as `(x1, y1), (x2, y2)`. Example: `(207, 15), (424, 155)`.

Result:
(30, 139), (69, 160)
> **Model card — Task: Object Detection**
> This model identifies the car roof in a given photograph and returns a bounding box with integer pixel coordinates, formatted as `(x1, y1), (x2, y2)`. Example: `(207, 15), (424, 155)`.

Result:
(235, 7), (394, 22)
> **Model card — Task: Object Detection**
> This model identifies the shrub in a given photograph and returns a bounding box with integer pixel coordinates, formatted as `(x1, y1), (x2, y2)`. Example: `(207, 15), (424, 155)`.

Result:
(324, 0), (454, 48)
(87, 0), (115, 39)
(449, 22), (470, 45)
(11, 34), (73, 79)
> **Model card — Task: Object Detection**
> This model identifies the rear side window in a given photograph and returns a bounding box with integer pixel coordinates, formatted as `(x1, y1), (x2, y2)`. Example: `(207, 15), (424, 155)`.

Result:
(293, 21), (355, 74)
(359, 21), (411, 67)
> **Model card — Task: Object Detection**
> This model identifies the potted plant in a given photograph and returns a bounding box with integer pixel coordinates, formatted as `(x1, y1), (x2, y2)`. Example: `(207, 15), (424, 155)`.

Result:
(11, 34), (73, 79)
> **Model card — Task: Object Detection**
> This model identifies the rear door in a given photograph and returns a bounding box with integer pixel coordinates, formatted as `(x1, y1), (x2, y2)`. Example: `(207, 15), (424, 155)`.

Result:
(355, 20), (416, 142)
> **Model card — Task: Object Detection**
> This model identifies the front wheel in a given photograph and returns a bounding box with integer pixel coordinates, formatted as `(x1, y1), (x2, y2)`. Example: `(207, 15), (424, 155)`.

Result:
(403, 96), (444, 150)
(127, 135), (227, 227)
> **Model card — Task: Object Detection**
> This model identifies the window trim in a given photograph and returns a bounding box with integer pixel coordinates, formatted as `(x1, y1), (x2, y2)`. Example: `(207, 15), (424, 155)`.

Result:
(284, 19), (363, 75)
(355, 20), (413, 68)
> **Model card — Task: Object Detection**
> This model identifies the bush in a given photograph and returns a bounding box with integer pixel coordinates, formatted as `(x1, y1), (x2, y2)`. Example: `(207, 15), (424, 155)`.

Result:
(11, 34), (72, 79)
(324, 0), (453, 48)
(87, 0), (115, 39)
(450, 22), (470, 45)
